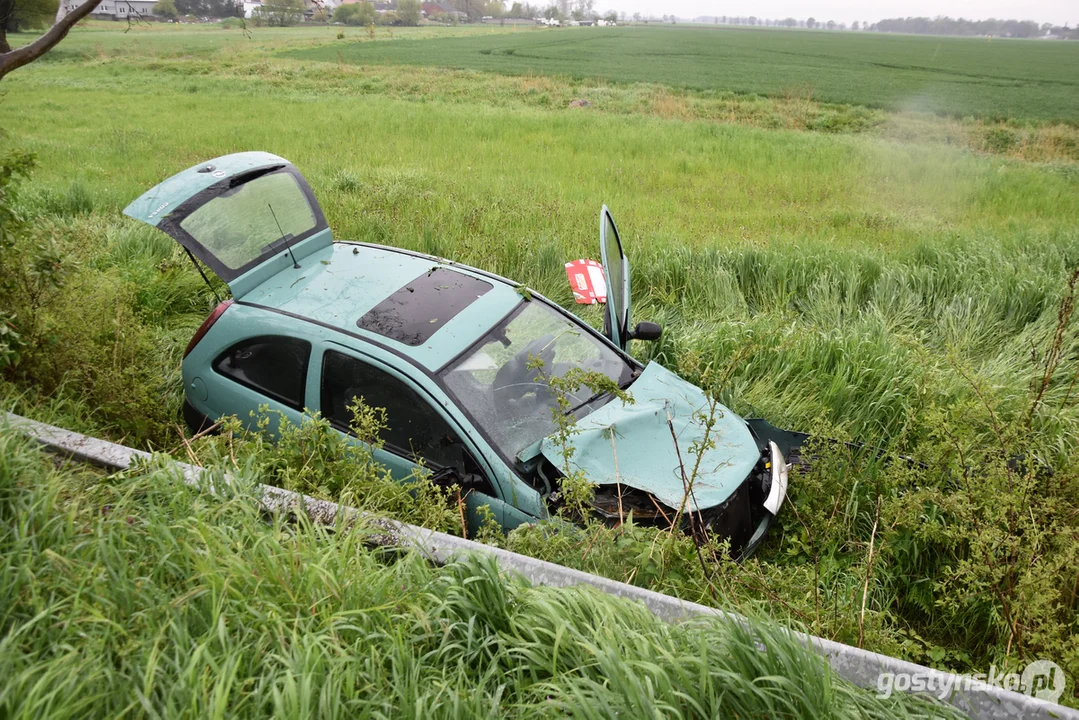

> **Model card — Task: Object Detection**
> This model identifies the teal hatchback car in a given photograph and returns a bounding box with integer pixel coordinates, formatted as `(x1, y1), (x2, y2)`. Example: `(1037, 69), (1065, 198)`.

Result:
(126, 152), (798, 557)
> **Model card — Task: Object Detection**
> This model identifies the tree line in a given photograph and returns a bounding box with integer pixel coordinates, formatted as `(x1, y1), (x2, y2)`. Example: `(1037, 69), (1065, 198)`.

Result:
(694, 15), (1074, 38)
(872, 16), (1075, 39)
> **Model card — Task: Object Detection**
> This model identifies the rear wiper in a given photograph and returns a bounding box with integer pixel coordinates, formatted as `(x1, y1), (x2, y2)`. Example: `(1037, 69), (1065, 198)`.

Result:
(562, 371), (639, 416)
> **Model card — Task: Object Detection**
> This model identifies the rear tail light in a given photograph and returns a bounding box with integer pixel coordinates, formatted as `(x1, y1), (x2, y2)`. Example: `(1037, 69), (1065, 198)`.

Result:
(184, 300), (234, 358)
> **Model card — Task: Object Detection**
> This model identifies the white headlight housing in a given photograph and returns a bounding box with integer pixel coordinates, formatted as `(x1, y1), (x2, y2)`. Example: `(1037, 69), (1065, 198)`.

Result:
(763, 441), (791, 515)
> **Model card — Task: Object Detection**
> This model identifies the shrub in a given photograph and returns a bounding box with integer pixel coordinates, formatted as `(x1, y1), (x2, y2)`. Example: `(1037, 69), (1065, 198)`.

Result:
(334, 1), (375, 26)
(396, 0), (421, 25)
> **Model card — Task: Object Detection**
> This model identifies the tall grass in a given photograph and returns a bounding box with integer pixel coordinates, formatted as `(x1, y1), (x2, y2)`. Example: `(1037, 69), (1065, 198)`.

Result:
(0, 429), (956, 718)
(1, 23), (1078, 708)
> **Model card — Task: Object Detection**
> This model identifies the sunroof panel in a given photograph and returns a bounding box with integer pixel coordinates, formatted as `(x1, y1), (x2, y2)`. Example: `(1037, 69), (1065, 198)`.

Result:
(357, 268), (493, 346)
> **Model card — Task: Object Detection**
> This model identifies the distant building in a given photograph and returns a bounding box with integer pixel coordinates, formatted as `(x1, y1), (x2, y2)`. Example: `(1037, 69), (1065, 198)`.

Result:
(56, 0), (157, 21)
(421, 2), (465, 20)
(240, 0), (262, 17)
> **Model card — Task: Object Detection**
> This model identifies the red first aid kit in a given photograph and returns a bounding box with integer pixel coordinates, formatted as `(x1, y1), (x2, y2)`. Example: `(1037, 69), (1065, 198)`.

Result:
(564, 259), (608, 304)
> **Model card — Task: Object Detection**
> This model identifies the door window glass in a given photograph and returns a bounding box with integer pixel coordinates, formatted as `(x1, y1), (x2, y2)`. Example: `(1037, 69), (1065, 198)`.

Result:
(321, 350), (463, 469)
(214, 336), (311, 409)
(602, 212), (626, 338)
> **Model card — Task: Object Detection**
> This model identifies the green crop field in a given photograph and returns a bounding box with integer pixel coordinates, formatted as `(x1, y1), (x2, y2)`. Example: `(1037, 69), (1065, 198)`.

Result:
(294, 25), (1079, 121)
(2, 21), (1079, 714)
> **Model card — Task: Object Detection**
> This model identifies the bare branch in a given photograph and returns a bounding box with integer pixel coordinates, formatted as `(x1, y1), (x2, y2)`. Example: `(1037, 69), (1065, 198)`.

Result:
(0, 0), (104, 81)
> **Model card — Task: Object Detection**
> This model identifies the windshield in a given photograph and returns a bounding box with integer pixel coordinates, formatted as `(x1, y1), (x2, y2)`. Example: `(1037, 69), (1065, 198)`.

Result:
(440, 301), (634, 460)
(179, 170), (317, 272)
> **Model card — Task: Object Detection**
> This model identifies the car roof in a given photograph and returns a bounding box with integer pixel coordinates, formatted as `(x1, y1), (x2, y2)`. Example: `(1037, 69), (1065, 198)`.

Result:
(239, 241), (522, 372)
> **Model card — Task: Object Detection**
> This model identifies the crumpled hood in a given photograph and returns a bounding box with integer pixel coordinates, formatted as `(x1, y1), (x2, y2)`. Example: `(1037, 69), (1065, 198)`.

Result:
(539, 362), (761, 512)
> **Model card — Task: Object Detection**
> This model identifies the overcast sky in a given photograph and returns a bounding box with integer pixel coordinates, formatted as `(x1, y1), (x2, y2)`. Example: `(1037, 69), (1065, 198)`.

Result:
(605, 0), (1075, 25)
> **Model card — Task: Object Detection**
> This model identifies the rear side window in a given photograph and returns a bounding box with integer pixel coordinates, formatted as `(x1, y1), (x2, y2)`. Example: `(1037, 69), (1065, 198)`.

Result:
(214, 336), (311, 409)
(321, 350), (461, 468)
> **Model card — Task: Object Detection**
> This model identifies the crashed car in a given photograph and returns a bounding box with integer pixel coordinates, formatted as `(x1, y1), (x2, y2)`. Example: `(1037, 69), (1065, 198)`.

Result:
(125, 152), (801, 557)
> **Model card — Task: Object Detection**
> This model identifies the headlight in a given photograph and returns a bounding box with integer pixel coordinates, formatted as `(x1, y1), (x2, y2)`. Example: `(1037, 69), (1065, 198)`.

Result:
(763, 441), (791, 515)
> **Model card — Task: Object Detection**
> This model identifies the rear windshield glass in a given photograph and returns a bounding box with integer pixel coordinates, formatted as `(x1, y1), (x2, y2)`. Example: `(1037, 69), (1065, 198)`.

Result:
(180, 171), (317, 271)
(357, 268), (492, 346)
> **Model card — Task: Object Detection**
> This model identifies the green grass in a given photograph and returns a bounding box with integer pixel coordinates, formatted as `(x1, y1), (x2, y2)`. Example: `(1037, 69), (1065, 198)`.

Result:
(0, 428), (957, 718)
(2, 22), (1079, 710)
(291, 25), (1079, 122)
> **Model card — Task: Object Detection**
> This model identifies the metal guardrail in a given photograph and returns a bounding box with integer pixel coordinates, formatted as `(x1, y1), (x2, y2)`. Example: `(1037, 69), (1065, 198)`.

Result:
(4, 411), (1074, 720)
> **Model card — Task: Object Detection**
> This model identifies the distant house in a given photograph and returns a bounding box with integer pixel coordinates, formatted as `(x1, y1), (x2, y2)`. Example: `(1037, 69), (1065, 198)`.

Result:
(56, 0), (157, 20)
(422, 2), (465, 21)
(240, 0), (262, 17)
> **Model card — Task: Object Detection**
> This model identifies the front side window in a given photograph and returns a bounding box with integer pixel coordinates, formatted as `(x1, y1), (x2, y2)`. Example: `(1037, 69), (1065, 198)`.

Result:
(440, 301), (634, 460)
(321, 351), (462, 468)
(214, 336), (311, 409)
(180, 170), (317, 272)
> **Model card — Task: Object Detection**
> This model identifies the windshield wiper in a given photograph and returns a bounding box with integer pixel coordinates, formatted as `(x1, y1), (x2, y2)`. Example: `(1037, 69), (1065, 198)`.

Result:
(562, 371), (639, 416)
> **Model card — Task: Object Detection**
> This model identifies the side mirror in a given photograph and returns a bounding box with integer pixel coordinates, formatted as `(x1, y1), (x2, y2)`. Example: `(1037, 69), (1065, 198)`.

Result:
(429, 465), (463, 488)
(628, 321), (662, 342)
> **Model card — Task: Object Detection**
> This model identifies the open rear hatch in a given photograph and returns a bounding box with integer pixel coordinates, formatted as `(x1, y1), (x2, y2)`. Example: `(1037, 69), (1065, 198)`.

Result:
(123, 152), (332, 298)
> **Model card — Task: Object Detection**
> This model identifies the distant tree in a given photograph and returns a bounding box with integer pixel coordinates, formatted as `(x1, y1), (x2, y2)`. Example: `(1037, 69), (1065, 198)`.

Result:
(155, 0), (179, 18)
(851, 20), (859, 30)
(255, 0), (304, 24)
(873, 15), (1055, 38)
(632, 11), (638, 22)
(603, 9), (614, 22)
(508, 1), (523, 14)
(397, 0), (421, 24)
(825, 19), (835, 29)
(174, 0), (237, 17)
(1, 0), (58, 53)
(805, 16), (815, 28)
(1, 0), (99, 76)
(4, 0), (58, 35)
(335, 1), (376, 24)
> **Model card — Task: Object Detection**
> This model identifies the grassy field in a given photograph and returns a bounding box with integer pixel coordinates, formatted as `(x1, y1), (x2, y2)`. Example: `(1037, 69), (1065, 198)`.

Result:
(2, 21), (1079, 710)
(0, 429), (960, 718)
(294, 25), (1079, 122)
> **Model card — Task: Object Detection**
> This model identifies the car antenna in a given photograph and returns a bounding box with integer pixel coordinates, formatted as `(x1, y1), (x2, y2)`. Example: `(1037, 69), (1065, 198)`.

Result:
(268, 203), (301, 269)
(183, 247), (223, 304)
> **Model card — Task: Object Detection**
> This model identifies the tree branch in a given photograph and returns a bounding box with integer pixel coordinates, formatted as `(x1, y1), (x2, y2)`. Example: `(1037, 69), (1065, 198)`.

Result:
(0, 0), (103, 81)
